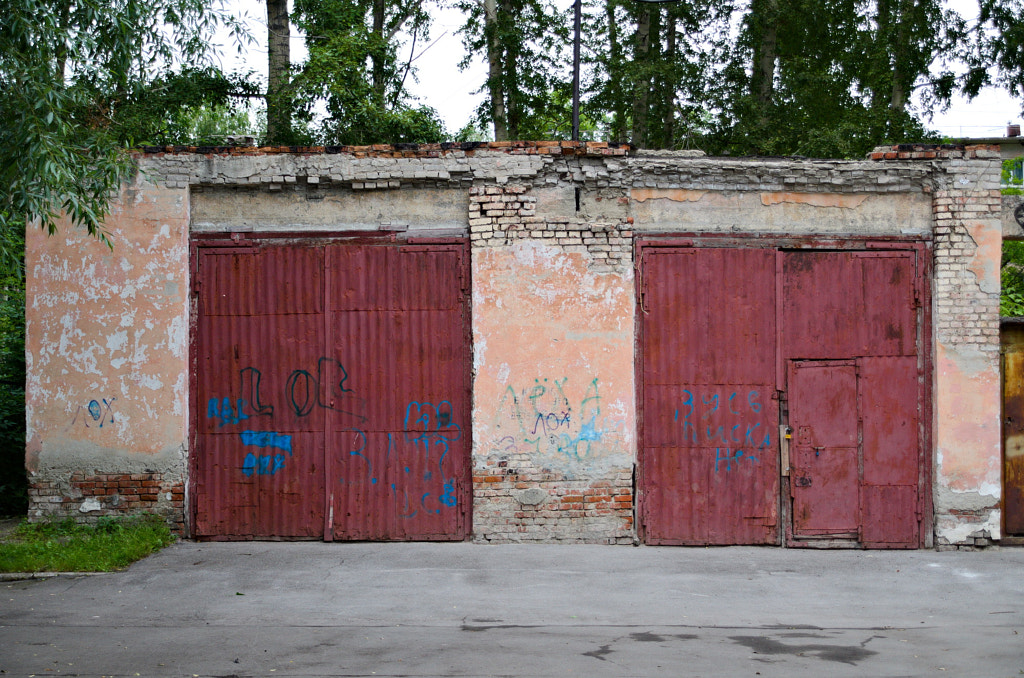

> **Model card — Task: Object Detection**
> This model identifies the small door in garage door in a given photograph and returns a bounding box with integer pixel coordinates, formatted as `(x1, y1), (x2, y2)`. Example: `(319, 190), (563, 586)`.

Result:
(192, 239), (471, 540)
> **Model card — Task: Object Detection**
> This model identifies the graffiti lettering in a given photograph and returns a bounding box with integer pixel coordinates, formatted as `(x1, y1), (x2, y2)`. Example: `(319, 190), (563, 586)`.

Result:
(242, 452), (287, 476)
(493, 377), (622, 462)
(675, 388), (771, 450)
(714, 447), (759, 473)
(239, 430), (292, 454)
(70, 397), (116, 429)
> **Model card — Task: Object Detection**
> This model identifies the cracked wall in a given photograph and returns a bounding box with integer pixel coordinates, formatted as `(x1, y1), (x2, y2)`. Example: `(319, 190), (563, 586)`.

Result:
(23, 142), (1006, 547)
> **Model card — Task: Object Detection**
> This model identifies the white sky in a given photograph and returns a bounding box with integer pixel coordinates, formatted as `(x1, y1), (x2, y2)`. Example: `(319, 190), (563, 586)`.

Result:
(218, 0), (1022, 139)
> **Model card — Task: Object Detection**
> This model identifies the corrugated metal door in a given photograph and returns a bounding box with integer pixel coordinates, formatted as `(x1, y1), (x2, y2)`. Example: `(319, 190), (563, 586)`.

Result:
(782, 251), (921, 548)
(194, 246), (327, 538)
(192, 240), (470, 540)
(327, 245), (469, 540)
(641, 244), (924, 548)
(641, 248), (780, 545)
(788, 361), (860, 538)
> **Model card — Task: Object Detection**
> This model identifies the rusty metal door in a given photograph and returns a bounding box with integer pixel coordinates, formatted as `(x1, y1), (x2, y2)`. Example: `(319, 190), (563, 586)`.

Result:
(640, 243), (925, 548)
(782, 250), (921, 548)
(641, 248), (780, 545)
(192, 239), (470, 540)
(194, 245), (327, 538)
(1002, 323), (1024, 536)
(788, 361), (860, 539)
(326, 245), (470, 540)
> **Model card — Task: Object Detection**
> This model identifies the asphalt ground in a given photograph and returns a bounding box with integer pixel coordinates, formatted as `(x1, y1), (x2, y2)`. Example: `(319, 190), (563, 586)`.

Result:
(1, 540), (1022, 677)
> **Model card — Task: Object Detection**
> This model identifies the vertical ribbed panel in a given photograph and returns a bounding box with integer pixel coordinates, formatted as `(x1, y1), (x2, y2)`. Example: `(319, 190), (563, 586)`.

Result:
(326, 244), (468, 541)
(641, 247), (779, 545)
(194, 245), (326, 538)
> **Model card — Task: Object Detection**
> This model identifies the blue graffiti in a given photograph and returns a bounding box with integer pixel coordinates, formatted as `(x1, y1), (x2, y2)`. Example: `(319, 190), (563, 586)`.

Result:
(439, 480), (457, 507)
(242, 452), (287, 476)
(239, 430), (292, 454)
(71, 397), (116, 429)
(207, 368), (275, 427)
(714, 448), (759, 473)
(675, 388), (770, 449)
(343, 428), (374, 484)
(401, 400), (461, 510)
(208, 397), (249, 427)
(404, 401), (461, 442)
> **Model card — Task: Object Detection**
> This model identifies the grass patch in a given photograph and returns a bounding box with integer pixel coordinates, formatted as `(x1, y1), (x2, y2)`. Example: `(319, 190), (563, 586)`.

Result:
(0, 514), (175, 573)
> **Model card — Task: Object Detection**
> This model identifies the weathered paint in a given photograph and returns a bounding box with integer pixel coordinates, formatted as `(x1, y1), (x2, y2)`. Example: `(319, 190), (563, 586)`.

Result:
(1001, 323), (1024, 534)
(935, 344), (1002, 494)
(629, 189), (932, 236)
(472, 240), (635, 478)
(26, 176), (190, 503)
(933, 202), (1003, 545)
(640, 247), (780, 545)
(191, 186), (468, 232)
(192, 241), (472, 540)
(22, 144), (1008, 547)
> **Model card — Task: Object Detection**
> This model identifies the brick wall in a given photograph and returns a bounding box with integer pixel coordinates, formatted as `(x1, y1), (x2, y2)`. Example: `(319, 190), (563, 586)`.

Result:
(470, 185), (636, 543)
(28, 473), (185, 534)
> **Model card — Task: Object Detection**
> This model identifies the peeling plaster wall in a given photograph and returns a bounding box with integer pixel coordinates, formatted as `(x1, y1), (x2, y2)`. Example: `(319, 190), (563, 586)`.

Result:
(931, 156), (1004, 547)
(630, 189), (932, 235)
(26, 174), (190, 526)
(466, 185), (636, 542)
(23, 143), (1007, 547)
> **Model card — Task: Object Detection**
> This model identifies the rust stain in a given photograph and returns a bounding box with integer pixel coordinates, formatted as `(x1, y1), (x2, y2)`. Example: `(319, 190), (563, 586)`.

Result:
(1006, 454), (1024, 534)
(759, 192), (867, 209)
(631, 188), (706, 203)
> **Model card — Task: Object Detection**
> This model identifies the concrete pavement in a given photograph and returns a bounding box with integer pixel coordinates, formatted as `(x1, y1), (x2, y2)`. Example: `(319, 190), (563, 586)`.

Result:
(1, 541), (1022, 677)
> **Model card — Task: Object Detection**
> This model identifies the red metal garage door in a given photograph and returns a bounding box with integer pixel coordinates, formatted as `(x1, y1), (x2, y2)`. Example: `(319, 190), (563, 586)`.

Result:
(191, 238), (471, 540)
(640, 243), (927, 548)
(641, 248), (780, 545)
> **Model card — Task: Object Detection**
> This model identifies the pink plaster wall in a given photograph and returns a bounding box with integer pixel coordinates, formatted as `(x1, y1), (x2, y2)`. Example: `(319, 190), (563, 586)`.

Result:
(472, 241), (635, 476)
(26, 176), (190, 475)
(933, 214), (1002, 543)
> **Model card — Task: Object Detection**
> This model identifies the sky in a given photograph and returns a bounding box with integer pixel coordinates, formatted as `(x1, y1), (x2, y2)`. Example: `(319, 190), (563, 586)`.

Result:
(220, 0), (1022, 140)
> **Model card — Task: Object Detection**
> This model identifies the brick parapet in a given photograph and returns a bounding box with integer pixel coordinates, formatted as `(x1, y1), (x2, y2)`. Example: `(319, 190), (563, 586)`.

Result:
(27, 472), (185, 534)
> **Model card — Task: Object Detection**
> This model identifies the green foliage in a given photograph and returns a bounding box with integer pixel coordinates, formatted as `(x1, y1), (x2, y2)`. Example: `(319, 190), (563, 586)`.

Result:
(0, 514), (175, 573)
(290, 0), (446, 145)
(0, 0), (245, 243)
(110, 68), (260, 146)
(696, 0), (952, 158)
(1003, 241), (1024, 317)
(0, 244), (25, 518)
(457, 0), (568, 140)
(1003, 157), (1024, 194)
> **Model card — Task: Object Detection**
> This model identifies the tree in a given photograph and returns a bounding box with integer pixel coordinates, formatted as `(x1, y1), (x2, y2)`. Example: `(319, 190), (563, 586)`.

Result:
(0, 0), (245, 252)
(457, 0), (568, 140)
(584, 0), (732, 149)
(289, 0), (446, 145)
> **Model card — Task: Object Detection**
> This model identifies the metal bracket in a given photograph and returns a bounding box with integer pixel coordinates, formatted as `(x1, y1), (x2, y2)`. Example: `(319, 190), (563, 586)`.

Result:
(779, 425), (791, 476)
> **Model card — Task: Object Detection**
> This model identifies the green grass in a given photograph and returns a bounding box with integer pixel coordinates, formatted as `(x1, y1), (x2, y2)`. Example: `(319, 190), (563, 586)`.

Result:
(0, 514), (175, 573)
